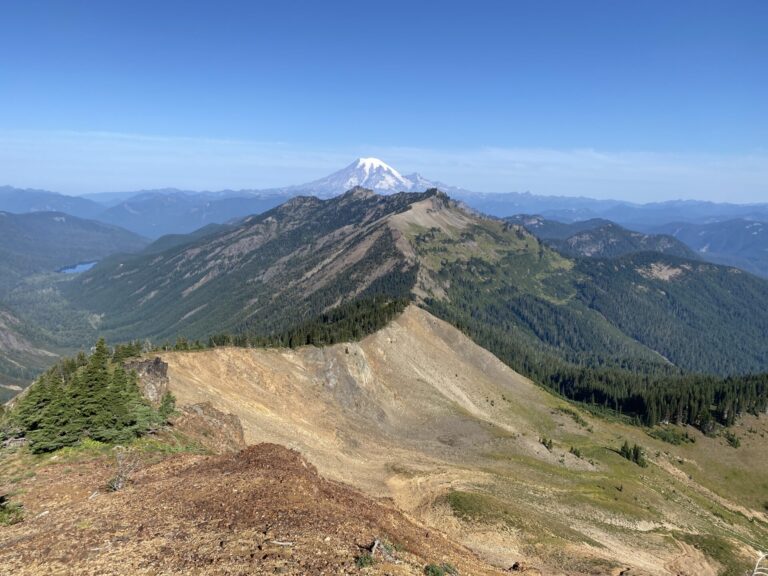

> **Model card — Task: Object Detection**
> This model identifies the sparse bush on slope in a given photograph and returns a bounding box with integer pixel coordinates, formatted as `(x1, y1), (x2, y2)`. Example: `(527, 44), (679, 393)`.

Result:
(0, 495), (23, 526)
(619, 440), (647, 467)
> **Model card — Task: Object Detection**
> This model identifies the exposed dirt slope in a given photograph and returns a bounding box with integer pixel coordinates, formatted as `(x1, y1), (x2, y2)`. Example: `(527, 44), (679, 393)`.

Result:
(158, 306), (767, 575)
(162, 305), (556, 492)
(0, 443), (502, 575)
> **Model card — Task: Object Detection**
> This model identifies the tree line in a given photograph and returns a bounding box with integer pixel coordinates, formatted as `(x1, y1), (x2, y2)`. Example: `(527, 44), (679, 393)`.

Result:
(209, 296), (410, 349)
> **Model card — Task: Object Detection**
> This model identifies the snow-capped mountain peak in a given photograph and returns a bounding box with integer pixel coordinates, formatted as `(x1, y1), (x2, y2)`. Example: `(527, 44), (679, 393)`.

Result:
(355, 157), (396, 174)
(402, 172), (438, 190)
(340, 157), (413, 191)
(289, 157), (416, 196)
(284, 157), (468, 197)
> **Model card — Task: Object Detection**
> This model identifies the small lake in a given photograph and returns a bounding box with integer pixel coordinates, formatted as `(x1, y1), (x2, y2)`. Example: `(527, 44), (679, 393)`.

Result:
(58, 261), (98, 274)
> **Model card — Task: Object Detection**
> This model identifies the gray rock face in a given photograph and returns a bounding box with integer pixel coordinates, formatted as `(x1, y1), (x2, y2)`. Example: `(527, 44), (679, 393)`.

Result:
(125, 357), (169, 404)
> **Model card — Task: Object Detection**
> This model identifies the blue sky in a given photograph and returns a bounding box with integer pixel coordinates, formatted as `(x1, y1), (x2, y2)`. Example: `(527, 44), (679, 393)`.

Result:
(1, 0), (766, 201)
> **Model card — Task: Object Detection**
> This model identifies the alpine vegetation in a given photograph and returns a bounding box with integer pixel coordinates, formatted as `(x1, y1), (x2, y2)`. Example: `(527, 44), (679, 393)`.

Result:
(1, 339), (174, 453)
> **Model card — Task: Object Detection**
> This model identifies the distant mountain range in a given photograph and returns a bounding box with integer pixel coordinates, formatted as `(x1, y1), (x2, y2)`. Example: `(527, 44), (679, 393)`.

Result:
(93, 191), (286, 238)
(3, 157), (768, 233)
(651, 219), (768, 278)
(508, 214), (768, 278)
(276, 157), (470, 197)
(507, 215), (698, 260)
(2, 157), (767, 274)
(0, 185), (104, 219)
(90, 158), (471, 237)
(0, 159), (469, 237)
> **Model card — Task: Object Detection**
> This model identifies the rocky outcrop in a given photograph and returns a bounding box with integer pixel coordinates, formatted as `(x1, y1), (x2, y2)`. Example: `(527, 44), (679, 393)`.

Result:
(124, 357), (168, 404)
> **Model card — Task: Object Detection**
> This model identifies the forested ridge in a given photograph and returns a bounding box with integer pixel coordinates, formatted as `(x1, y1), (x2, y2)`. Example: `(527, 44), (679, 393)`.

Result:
(411, 220), (768, 432)
(575, 253), (768, 374)
(208, 296), (411, 349)
(427, 296), (768, 431)
(64, 188), (429, 342)
(504, 215), (696, 260)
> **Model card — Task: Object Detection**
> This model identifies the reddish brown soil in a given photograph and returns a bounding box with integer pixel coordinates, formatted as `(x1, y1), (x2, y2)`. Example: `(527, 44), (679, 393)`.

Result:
(0, 444), (505, 575)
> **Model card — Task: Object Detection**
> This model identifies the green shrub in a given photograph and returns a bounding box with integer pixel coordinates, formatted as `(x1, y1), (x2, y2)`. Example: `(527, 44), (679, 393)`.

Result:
(648, 426), (695, 445)
(355, 553), (374, 568)
(0, 495), (23, 526)
(540, 436), (553, 451)
(722, 430), (741, 448)
(424, 564), (458, 576)
(569, 446), (582, 458)
(557, 407), (588, 427)
(619, 441), (647, 467)
(158, 392), (177, 419)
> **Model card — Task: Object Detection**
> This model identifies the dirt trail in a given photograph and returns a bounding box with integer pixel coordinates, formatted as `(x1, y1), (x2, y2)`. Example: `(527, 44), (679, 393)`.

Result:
(664, 541), (719, 576)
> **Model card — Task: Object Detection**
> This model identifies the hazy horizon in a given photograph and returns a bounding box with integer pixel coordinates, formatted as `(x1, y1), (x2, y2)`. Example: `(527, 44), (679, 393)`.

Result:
(2, 1), (766, 202)
(0, 143), (768, 204)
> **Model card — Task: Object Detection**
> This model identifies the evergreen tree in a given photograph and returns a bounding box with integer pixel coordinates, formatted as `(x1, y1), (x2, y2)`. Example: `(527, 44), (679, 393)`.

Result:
(631, 444), (646, 467)
(158, 392), (176, 420)
(620, 440), (632, 460)
(72, 338), (111, 437)
(91, 365), (131, 443)
(27, 382), (81, 453)
(3, 338), (173, 453)
(13, 372), (58, 433)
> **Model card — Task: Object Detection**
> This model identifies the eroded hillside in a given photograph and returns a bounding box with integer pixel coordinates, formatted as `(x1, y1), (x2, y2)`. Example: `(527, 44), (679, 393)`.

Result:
(158, 306), (768, 575)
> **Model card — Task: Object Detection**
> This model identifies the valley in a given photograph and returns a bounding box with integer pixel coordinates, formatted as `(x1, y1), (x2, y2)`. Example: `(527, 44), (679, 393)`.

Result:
(0, 210), (147, 297)
(0, 211), (147, 396)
